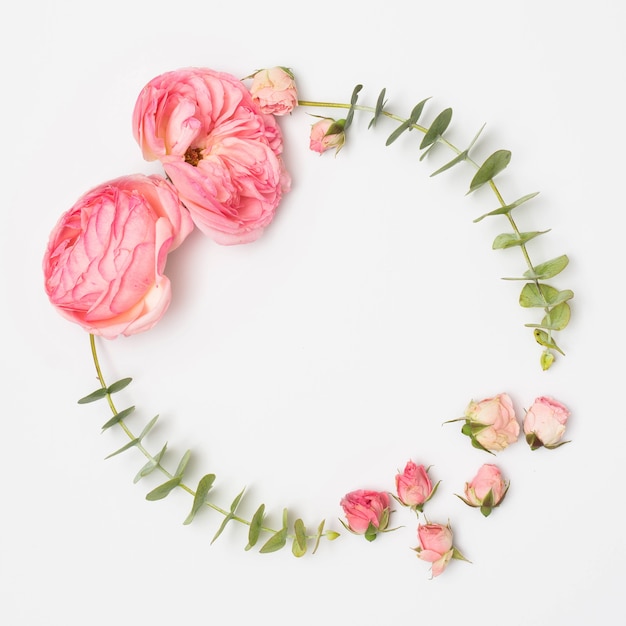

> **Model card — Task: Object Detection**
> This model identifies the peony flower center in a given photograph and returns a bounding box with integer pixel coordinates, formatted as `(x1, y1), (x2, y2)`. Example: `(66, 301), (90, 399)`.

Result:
(184, 147), (203, 166)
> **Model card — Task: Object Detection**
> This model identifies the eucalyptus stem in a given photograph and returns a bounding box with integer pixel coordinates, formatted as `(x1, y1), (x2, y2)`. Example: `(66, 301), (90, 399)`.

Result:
(297, 97), (563, 364)
(87, 334), (333, 550)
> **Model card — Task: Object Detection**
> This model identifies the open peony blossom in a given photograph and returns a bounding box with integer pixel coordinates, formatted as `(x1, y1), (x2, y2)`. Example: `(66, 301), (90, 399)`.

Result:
(249, 67), (298, 116)
(414, 522), (468, 577)
(340, 489), (390, 541)
(43, 174), (193, 338)
(309, 117), (346, 154)
(458, 463), (509, 516)
(523, 396), (571, 450)
(132, 67), (290, 245)
(458, 393), (520, 453)
(395, 461), (439, 512)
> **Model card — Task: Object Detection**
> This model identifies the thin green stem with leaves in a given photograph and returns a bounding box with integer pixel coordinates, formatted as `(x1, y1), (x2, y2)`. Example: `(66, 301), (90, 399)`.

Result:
(298, 90), (572, 370)
(82, 333), (339, 557)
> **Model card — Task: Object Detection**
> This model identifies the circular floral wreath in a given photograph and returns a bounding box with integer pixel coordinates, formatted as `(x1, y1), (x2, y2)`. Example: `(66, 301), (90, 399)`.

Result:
(42, 66), (573, 577)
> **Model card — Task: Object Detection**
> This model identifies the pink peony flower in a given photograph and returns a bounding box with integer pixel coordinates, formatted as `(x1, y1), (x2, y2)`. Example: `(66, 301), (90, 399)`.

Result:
(459, 463), (509, 516)
(414, 522), (468, 577)
(132, 67), (290, 245)
(249, 67), (298, 116)
(340, 489), (390, 541)
(523, 396), (571, 449)
(309, 117), (346, 154)
(395, 461), (438, 511)
(43, 174), (193, 338)
(462, 393), (520, 452)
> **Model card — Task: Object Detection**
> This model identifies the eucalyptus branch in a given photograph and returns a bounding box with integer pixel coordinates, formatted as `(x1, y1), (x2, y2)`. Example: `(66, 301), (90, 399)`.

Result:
(298, 91), (572, 370)
(81, 334), (339, 556)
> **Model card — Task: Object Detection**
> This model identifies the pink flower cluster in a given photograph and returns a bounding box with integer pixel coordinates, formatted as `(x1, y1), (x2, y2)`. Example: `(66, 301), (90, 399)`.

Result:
(341, 461), (466, 577)
(453, 392), (571, 453)
(43, 67), (298, 338)
(340, 393), (570, 577)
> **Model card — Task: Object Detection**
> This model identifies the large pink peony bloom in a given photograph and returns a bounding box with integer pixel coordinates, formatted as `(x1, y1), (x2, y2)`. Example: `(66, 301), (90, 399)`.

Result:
(132, 67), (290, 245)
(43, 174), (193, 338)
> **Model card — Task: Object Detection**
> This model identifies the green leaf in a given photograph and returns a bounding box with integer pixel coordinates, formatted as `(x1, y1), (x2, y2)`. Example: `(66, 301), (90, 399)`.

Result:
(385, 119), (412, 145)
(408, 98), (430, 124)
(292, 518), (307, 557)
(259, 527), (288, 554)
(138, 415), (159, 439)
(107, 377), (133, 394)
(419, 107), (452, 149)
(526, 302), (571, 331)
(174, 450), (191, 478)
(523, 255), (569, 280)
(133, 443), (168, 483)
(312, 519), (326, 555)
(368, 88), (387, 129)
(468, 149), (511, 193)
(430, 151), (468, 177)
(492, 230), (549, 249)
(211, 488), (246, 544)
(533, 329), (565, 355)
(101, 405), (135, 431)
(520, 283), (574, 307)
(473, 192), (540, 222)
(183, 473), (216, 525)
(245, 504), (266, 550)
(145, 476), (182, 501)
(104, 438), (140, 459)
(77, 387), (108, 404)
(343, 84), (362, 131)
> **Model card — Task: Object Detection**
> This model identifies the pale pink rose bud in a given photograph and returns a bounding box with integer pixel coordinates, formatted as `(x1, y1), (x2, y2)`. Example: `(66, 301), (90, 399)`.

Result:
(43, 174), (193, 338)
(340, 489), (390, 541)
(523, 396), (571, 450)
(132, 67), (290, 245)
(459, 463), (509, 517)
(414, 522), (468, 577)
(309, 117), (346, 154)
(249, 67), (298, 116)
(462, 393), (520, 453)
(395, 461), (438, 511)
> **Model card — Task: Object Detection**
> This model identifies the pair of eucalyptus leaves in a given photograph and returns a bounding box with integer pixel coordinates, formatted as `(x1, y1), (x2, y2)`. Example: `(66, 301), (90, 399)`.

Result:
(78, 84), (572, 557)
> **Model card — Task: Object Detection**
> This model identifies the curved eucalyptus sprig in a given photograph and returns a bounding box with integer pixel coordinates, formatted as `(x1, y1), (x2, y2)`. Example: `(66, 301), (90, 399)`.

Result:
(298, 88), (573, 370)
(79, 334), (340, 556)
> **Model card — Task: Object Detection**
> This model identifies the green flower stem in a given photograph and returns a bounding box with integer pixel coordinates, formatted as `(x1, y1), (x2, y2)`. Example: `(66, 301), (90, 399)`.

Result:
(298, 98), (559, 359)
(87, 334), (280, 536)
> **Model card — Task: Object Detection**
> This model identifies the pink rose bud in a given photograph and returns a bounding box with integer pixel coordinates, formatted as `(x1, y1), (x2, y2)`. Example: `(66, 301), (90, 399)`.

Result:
(460, 393), (520, 453)
(309, 117), (346, 154)
(458, 463), (509, 517)
(249, 66), (298, 116)
(43, 174), (193, 339)
(132, 67), (290, 245)
(414, 522), (469, 577)
(523, 396), (571, 450)
(395, 461), (439, 511)
(340, 489), (391, 542)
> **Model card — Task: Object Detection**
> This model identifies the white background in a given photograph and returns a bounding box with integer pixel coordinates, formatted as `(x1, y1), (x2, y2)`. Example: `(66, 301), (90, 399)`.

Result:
(2, 1), (625, 624)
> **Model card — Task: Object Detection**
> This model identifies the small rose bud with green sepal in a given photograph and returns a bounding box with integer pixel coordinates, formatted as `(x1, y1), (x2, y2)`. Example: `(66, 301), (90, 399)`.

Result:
(446, 393), (520, 454)
(523, 396), (571, 450)
(457, 463), (509, 517)
(413, 521), (470, 577)
(339, 489), (391, 542)
(394, 460), (440, 513)
(309, 117), (346, 154)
